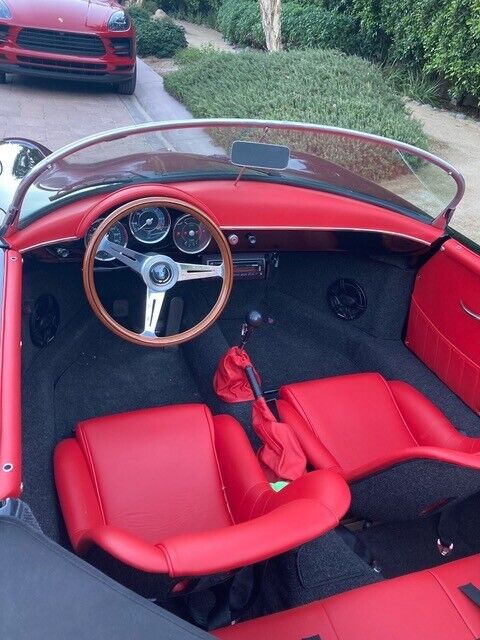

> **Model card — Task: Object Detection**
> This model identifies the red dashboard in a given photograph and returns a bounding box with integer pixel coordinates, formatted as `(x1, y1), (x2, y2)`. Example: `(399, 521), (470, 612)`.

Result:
(7, 180), (442, 255)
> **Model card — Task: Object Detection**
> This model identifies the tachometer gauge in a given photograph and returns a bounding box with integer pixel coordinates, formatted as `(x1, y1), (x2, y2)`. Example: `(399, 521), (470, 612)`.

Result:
(173, 214), (212, 254)
(85, 219), (128, 262)
(129, 207), (171, 244)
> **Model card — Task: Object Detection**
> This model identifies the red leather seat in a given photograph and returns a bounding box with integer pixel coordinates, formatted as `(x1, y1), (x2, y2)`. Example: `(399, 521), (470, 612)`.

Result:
(277, 373), (480, 520)
(54, 404), (350, 577)
(215, 553), (480, 640)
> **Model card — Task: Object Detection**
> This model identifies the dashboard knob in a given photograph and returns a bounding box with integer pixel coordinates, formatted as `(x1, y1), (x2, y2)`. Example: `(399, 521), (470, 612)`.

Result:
(247, 234), (257, 247)
(228, 233), (239, 246)
(56, 247), (70, 259)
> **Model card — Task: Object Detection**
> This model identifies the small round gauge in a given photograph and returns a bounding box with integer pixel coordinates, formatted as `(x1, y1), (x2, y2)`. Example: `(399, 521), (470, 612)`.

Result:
(129, 207), (171, 244)
(85, 219), (128, 262)
(173, 214), (212, 254)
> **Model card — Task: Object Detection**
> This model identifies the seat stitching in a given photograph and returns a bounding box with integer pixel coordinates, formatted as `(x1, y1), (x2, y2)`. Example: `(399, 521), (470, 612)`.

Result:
(154, 543), (174, 576)
(284, 388), (319, 439)
(427, 568), (478, 638)
(206, 407), (235, 525)
(379, 375), (419, 446)
(77, 425), (107, 526)
(283, 387), (342, 469)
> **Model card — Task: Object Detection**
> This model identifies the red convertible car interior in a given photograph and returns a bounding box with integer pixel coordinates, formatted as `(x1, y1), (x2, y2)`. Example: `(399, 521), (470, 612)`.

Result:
(2, 119), (480, 639)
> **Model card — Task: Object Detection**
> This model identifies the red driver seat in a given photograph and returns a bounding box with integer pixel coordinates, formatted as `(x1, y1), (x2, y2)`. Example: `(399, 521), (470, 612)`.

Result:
(54, 404), (350, 578)
(277, 373), (480, 520)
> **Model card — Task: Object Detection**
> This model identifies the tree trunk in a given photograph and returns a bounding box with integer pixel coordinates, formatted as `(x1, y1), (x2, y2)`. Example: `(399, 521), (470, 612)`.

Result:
(259, 0), (282, 52)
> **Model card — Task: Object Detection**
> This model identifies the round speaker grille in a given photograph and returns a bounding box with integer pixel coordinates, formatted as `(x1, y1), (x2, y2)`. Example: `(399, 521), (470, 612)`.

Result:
(327, 279), (367, 320)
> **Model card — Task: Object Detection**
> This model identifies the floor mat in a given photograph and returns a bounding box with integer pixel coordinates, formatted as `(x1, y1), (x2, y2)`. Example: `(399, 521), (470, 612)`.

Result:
(357, 515), (476, 579)
(22, 309), (202, 542)
(54, 326), (202, 438)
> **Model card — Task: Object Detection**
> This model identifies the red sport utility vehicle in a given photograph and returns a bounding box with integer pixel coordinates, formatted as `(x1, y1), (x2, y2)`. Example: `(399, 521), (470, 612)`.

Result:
(0, 0), (137, 94)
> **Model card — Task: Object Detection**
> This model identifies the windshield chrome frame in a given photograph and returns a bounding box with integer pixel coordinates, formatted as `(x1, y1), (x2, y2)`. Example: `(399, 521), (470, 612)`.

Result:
(3, 118), (465, 235)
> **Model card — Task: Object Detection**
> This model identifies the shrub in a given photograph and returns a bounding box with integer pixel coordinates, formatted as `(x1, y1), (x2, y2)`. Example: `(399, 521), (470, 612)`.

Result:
(282, 3), (359, 53)
(174, 44), (217, 65)
(217, 0), (360, 53)
(135, 18), (188, 57)
(160, 0), (222, 24)
(333, 0), (480, 102)
(423, 0), (480, 100)
(164, 48), (426, 148)
(127, 5), (151, 24)
(217, 0), (265, 48)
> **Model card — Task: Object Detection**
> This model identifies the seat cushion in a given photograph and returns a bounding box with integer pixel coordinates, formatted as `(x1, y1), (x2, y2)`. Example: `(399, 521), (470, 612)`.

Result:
(55, 403), (351, 576)
(216, 553), (480, 640)
(279, 373), (480, 482)
(56, 404), (233, 545)
(279, 373), (418, 477)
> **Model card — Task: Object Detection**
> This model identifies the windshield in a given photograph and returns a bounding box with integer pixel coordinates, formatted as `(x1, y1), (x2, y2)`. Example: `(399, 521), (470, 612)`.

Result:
(12, 120), (464, 229)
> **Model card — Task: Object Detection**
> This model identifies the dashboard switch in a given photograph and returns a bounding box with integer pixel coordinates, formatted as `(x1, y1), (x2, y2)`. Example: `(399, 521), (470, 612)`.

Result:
(228, 233), (239, 246)
(247, 234), (257, 247)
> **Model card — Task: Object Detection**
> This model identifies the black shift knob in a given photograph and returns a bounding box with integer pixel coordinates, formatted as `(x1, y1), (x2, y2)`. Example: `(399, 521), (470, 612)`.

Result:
(246, 310), (263, 328)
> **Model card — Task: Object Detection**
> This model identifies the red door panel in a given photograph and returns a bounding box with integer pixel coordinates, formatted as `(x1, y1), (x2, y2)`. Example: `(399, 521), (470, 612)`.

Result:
(0, 250), (22, 500)
(406, 239), (480, 414)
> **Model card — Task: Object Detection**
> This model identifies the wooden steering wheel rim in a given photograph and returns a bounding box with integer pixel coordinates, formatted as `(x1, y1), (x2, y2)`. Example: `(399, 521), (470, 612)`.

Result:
(83, 197), (234, 347)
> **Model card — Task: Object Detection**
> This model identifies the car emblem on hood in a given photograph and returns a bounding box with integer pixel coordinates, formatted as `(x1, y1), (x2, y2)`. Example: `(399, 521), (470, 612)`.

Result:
(58, 17), (64, 23)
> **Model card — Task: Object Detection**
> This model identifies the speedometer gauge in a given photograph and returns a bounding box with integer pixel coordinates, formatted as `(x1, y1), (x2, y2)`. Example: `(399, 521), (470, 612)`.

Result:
(85, 219), (128, 262)
(173, 215), (212, 254)
(129, 207), (171, 244)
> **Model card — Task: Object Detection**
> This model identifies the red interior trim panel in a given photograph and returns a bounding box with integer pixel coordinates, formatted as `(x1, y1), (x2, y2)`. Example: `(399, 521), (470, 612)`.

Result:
(406, 239), (480, 414)
(7, 181), (443, 252)
(0, 250), (22, 499)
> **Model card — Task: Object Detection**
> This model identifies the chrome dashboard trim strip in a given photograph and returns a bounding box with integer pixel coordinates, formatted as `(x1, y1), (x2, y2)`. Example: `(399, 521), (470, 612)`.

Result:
(220, 226), (432, 245)
(19, 226), (431, 254)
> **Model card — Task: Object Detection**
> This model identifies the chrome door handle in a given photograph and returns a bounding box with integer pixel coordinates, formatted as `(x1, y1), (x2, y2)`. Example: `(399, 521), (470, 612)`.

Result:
(460, 300), (480, 321)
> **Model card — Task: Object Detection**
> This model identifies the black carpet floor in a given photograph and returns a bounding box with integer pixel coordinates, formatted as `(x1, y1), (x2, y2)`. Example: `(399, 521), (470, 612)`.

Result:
(22, 305), (202, 542)
(21, 256), (480, 606)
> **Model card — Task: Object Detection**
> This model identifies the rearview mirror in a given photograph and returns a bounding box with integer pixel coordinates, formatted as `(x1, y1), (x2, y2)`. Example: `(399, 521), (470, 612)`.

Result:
(230, 140), (290, 170)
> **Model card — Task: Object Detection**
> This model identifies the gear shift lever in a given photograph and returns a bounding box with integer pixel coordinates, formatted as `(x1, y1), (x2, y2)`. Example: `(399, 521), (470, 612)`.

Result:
(240, 310), (264, 349)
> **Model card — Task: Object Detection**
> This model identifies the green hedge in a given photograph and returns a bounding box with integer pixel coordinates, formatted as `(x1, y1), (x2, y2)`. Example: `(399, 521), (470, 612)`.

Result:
(216, 0), (480, 102)
(324, 0), (480, 101)
(128, 8), (188, 57)
(217, 0), (360, 53)
(165, 49), (426, 146)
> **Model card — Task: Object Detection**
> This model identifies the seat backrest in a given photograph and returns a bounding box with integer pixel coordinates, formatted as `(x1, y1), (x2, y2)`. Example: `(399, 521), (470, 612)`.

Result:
(281, 373), (417, 474)
(76, 404), (233, 544)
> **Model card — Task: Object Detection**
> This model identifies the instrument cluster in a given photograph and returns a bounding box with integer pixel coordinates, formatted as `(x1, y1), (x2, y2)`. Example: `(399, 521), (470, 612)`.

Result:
(85, 206), (212, 262)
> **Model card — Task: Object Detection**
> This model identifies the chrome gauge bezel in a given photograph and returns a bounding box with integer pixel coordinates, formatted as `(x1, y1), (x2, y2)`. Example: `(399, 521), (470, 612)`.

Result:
(85, 219), (128, 262)
(128, 206), (171, 245)
(172, 214), (212, 255)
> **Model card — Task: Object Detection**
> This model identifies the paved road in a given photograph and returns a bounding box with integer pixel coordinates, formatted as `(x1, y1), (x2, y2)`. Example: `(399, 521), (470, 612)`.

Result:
(0, 59), (192, 150)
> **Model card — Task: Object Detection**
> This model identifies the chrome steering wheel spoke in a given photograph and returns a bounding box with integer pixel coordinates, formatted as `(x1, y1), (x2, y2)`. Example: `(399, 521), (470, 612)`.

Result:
(177, 262), (223, 282)
(100, 240), (148, 274)
(141, 288), (166, 337)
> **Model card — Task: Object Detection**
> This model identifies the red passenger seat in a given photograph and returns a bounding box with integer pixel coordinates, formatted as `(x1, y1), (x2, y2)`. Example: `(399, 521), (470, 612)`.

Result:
(277, 373), (480, 520)
(216, 553), (480, 640)
(54, 403), (350, 578)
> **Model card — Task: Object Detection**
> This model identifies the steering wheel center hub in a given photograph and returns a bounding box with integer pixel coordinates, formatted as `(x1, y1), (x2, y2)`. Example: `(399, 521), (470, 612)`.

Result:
(150, 262), (173, 285)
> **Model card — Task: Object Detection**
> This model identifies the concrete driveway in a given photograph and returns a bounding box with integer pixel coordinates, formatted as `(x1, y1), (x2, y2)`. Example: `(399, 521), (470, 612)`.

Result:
(0, 59), (192, 150)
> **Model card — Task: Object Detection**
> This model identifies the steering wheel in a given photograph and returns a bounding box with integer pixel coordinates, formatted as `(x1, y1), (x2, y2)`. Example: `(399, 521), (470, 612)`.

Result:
(83, 197), (233, 347)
